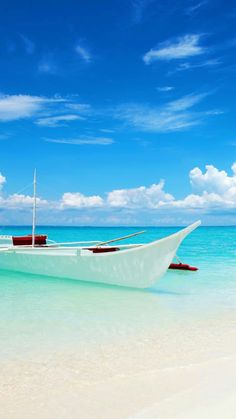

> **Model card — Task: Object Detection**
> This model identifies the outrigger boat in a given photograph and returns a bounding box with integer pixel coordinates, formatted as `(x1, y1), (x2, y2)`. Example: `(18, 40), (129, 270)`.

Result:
(0, 172), (201, 288)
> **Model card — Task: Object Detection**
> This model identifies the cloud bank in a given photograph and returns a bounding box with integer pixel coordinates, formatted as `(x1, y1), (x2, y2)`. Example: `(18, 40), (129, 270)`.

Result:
(1, 163), (236, 218)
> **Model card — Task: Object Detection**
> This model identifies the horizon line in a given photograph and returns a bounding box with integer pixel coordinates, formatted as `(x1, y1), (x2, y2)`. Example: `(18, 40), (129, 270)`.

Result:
(0, 224), (236, 228)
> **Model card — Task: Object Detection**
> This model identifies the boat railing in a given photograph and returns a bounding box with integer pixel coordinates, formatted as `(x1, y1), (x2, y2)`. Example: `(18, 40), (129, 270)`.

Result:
(0, 235), (12, 240)
(2, 242), (144, 252)
(45, 242), (144, 249)
(46, 240), (102, 247)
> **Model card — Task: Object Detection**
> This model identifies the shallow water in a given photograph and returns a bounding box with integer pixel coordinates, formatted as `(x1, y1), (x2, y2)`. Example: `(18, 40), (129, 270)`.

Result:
(0, 226), (235, 360)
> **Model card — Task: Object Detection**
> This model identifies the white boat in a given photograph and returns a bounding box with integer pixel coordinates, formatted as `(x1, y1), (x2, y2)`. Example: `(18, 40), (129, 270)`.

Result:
(0, 222), (201, 288)
(0, 172), (201, 288)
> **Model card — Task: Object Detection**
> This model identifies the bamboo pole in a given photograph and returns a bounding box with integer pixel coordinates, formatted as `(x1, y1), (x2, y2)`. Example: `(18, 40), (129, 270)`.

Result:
(96, 230), (146, 247)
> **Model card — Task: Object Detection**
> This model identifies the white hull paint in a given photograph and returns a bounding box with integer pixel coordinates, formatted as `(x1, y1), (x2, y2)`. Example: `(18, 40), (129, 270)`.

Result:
(0, 221), (200, 288)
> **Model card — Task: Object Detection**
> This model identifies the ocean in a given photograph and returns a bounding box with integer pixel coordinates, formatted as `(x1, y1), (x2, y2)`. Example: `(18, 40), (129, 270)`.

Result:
(0, 225), (235, 361)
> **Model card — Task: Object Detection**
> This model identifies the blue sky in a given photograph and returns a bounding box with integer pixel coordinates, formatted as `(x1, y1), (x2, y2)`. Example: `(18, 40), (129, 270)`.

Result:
(0, 0), (236, 225)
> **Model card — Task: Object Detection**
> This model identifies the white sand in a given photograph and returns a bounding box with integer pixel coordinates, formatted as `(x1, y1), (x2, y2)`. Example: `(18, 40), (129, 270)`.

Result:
(0, 315), (235, 419)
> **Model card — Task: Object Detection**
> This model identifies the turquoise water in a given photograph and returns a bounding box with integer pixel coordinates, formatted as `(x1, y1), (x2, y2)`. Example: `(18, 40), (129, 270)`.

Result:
(0, 226), (235, 360)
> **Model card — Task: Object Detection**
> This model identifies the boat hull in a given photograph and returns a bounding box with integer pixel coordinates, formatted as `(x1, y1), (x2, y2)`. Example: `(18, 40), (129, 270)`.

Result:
(0, 221), (200, 288)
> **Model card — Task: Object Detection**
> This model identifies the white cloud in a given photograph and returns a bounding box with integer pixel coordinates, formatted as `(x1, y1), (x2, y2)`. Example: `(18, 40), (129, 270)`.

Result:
(45, 136), (114, 145)
(157, 86), (174, 92)
(107, 181), (174, 208)
(170, 191), (227, 209)
(0, 194), (48, 209)
(20, 35), (35, 54)
(189, 164), (236, 194)
(186, 1), (208, 15)
(0, 173), (6, 191)
(38, 53), (57, 74)
(0, 94), (46, 121)
(61, 192), (104, 208)
(75, 45), (91, 63)
(191, 163), (236, 201)
(36, 114), (84, 127)
(0, 172), (48, 209)
(115, 93), (214, 133)
(175, 58), (221, 72)
(166, 93), (207, 111)
(166, 163), (236, 210)
(143, 34), (205, 64)
(107, 163), (236, 211)
(0, 192), (48, 209)
(0, 94), (90, 126)
(66, 103), (91, 113)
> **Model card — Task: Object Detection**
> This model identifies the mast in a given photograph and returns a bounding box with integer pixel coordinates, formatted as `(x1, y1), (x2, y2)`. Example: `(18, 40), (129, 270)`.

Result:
(32, 169), (37, 247)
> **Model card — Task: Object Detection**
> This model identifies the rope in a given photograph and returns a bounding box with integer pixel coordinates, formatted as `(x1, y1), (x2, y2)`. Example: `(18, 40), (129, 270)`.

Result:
(174, 254), (183, 264)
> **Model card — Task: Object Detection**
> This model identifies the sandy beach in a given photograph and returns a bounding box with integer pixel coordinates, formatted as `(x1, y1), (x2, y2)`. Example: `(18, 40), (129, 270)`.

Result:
(1, 312), (235, 419)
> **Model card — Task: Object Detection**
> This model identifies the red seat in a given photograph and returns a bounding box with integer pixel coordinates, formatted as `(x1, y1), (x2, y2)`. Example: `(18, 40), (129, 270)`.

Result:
(12, 235), (47, 246)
